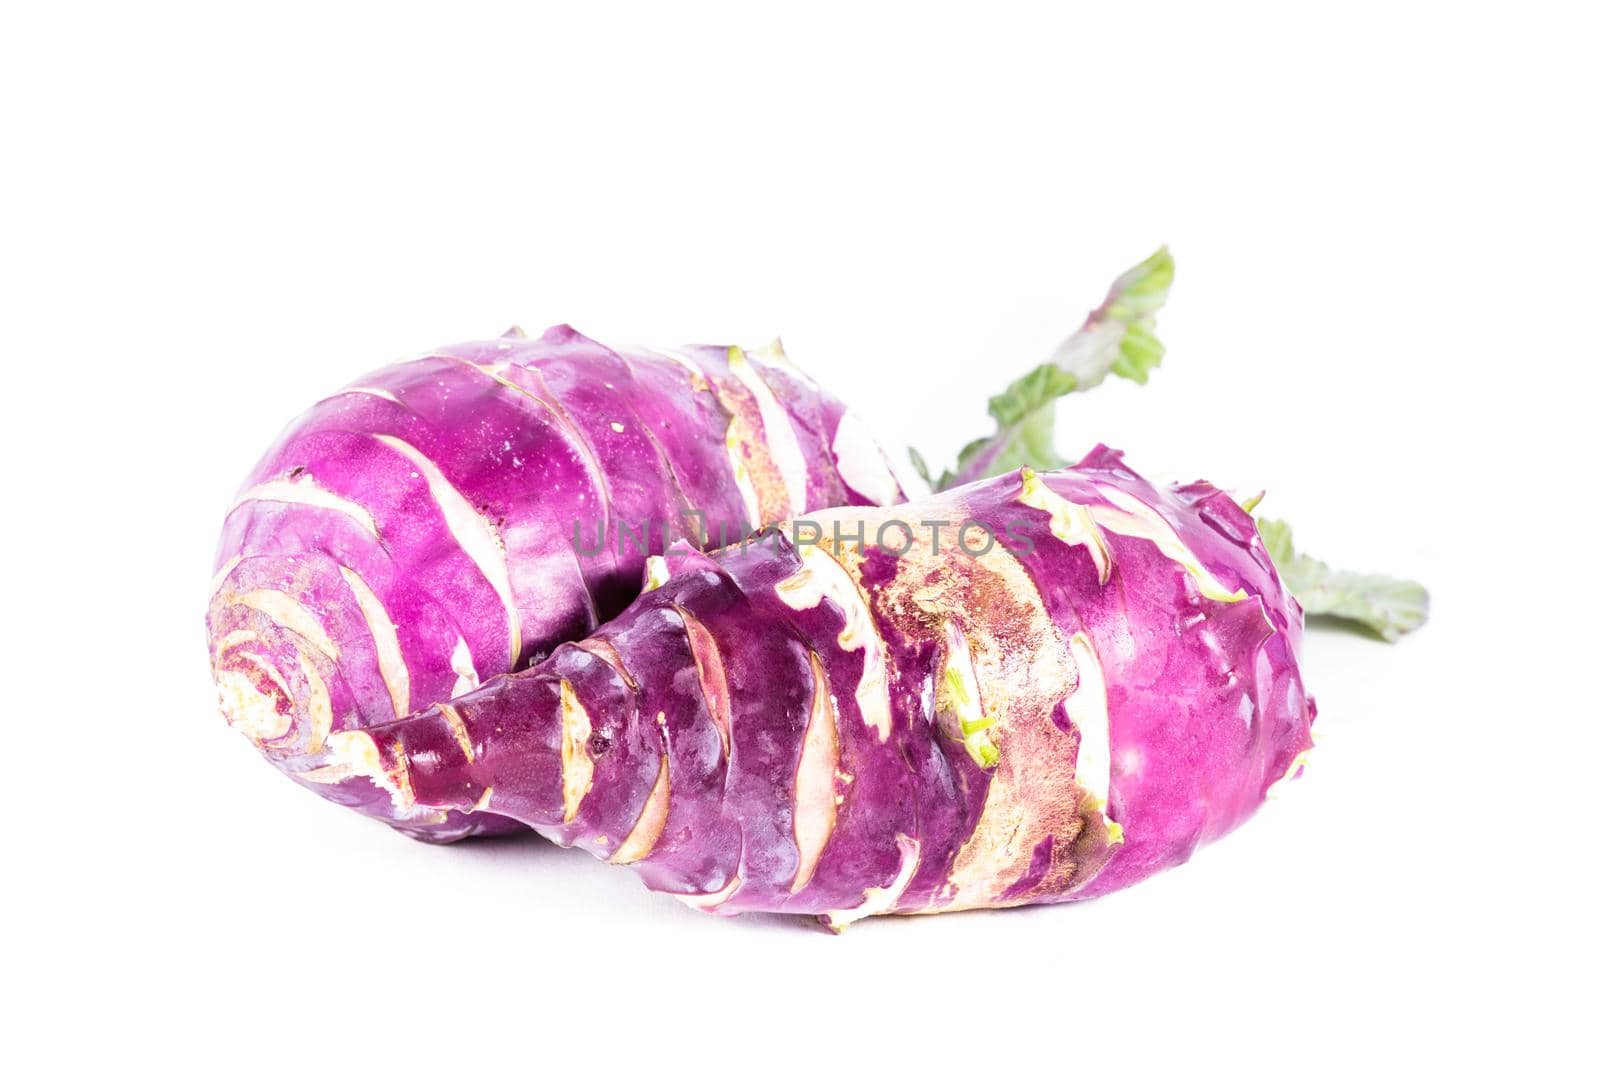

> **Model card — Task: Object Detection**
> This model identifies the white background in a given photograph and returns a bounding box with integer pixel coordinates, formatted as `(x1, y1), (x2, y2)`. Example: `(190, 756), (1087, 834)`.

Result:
(4, 3), (1594, 1063)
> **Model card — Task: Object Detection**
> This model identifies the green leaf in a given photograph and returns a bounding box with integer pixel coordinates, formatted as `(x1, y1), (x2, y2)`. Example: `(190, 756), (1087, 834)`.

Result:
(906, 447), (933, 489)
(1102, 247), (1172, 383)
(1103, 245), (1176, 320)
(1256, 517), (1430, 642)
(987, 365), (1078, 427)
(934, 246), (1174, 488)
(984, 408), (1064, 479)
(943, 434), (993, 490)
(1257, 515), (1294, 563)
(1109, 319), (1165, 384)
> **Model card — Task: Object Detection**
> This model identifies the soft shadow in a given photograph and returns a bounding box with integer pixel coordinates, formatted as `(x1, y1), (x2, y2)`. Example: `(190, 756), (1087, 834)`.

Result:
(414, 830), (1124, 935)
(449, 829), (560, 853)
(1304, 615), (1390, 641)
(426, 832), (827, 932)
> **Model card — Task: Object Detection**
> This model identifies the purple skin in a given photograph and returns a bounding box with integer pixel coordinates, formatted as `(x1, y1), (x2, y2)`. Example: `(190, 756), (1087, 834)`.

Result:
(208, 326), (904, 841)
(317, 447), (1315, 926)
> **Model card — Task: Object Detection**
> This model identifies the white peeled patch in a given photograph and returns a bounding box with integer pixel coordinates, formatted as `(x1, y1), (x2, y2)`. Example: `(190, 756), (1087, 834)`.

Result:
(791, 652), (839, 894)
(295, 650), (333, 753)
(729, 346), (810, 512)
(208, 555), (244, 601)
(449, 636), (481, 698)
(340, 385), (400, 403)
(232, 476), (380, 539)
(824, 834), (921, 931)
(642, 554), (671, 593)
(213, 628), (261, 657)
(558, 680), (595, 823)
(649, 344), (710, 384)
(774, 544), (892, 741)
(233, 589), (340, 662)
(1063, 632), (1120, 842)
(672, 876), (743, 914)
(830, 409), (900, 506)
(446, 355), (559, 419)
(340, 566), (410, 718)
(610, 753), (670, 866)
(374, 433), (522, 663)
(938, 620), (996, 767)
(1089, 485), (1246, 603)
(320, 730), (401, 802)
(1018, 469), (1111, 581)
(215, 669), (291, 742)
(724, 427), (764, 528)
